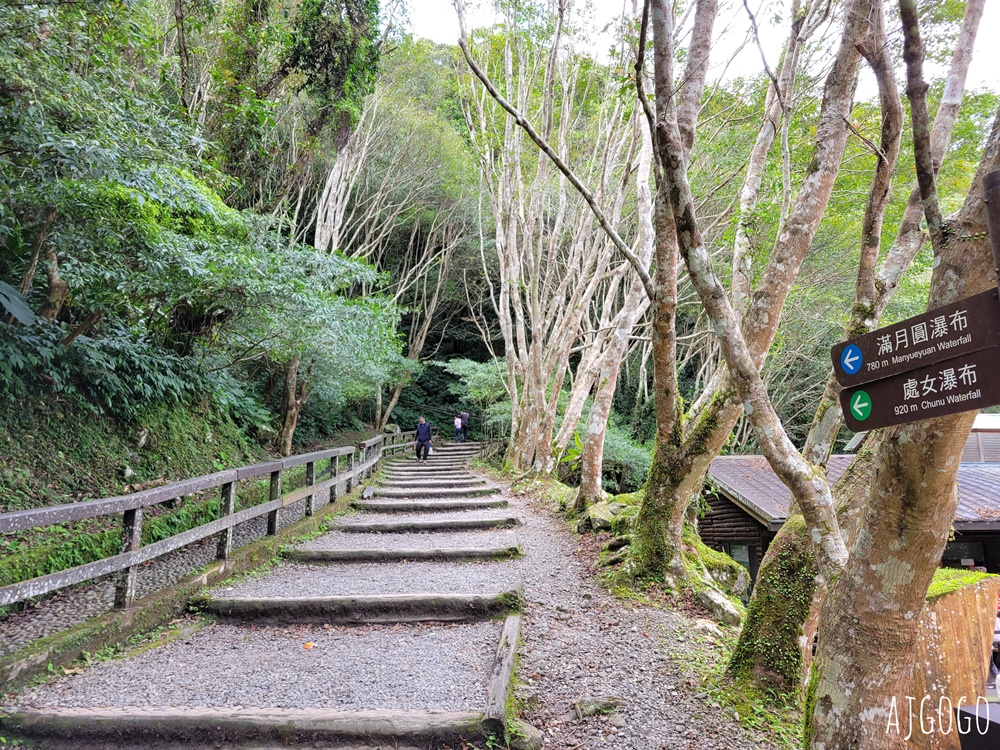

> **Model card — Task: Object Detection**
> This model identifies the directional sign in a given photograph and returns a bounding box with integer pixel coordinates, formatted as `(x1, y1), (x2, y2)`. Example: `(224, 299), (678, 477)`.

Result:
(831, 289), (1000, 388)
(840, 345), (863, 375)
(848, 389), (871, 422)
(840, 347), (1000, 432)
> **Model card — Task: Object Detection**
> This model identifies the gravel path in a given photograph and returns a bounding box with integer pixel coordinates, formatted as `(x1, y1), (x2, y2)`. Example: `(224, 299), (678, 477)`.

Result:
(501, 483), (777, 749)
(297, 529), (520, 551)
(5, 454), (782, 750)
(213, 559), (521, 598)
(5, 620), (496, 711)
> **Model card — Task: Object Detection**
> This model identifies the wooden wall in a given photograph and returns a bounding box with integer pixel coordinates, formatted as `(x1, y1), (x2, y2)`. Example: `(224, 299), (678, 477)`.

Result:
(700, 494), (771, 553)
(908, 577), (1000, 750)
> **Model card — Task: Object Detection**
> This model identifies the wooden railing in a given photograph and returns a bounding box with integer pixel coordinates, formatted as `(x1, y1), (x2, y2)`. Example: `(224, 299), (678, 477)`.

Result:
(0, 431), (417, 610)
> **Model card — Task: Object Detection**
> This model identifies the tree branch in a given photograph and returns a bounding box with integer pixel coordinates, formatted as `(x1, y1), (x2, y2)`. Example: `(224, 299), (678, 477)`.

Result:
(452, 0), (654, 301)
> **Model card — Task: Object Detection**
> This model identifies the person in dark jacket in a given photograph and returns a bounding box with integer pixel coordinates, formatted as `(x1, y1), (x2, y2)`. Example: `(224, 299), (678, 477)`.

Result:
(459, 411), (470, 441)
(414, 417), (433, 462)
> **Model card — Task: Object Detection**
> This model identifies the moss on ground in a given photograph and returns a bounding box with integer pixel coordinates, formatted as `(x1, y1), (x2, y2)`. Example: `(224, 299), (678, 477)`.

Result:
(925, 567), (996, 601)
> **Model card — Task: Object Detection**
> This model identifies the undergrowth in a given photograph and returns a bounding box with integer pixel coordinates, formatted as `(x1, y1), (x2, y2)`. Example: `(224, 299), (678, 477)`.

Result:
(662, 622), (803, 749)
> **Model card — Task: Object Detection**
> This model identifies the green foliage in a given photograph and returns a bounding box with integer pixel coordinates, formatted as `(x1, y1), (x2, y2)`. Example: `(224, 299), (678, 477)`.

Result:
(0, 400), (259, 516)
(0, 0), (398, 450)
(289, 0), (380, 115)
(439, 358), (508, 409)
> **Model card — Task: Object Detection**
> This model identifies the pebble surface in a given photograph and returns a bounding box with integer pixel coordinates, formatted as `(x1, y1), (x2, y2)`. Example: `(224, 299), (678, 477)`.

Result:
(213, 559), (522, 598)
(7, 620), (496, 711)
(297, 529), (520, 551)
(334, 508), (519, 525)
(503, 484), (775, 749)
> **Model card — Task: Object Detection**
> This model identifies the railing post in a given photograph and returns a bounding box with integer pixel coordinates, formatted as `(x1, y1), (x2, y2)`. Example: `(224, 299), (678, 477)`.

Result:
(305, 461), (316, 516)
(347, 452), (355, 491)
(267, 469), (281, 535)
(114, 507), (143, 610)
(332, 455), (341, 499)
(216, 481), (236, 560)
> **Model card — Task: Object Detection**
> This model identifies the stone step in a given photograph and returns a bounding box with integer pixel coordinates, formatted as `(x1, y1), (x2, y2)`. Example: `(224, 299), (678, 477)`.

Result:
(203, 587), (522, 624)
(355, 499), (507, 513)
(384, 463), (473, 470)
(387, 458), (472, 465)
(383, 471), (476, 480)
(333, 516), (521, 533)
(374, 486), (501, 499)
(381, 478), (488, 489)
(286, 545), (520, 563)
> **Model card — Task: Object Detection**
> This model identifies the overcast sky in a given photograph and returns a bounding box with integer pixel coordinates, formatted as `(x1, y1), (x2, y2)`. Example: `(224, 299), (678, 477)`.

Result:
(407, 0), (1000, 100)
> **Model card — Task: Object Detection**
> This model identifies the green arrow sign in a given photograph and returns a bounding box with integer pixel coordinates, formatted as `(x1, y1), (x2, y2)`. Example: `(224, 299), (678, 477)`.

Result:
(850, 390), (872, 421)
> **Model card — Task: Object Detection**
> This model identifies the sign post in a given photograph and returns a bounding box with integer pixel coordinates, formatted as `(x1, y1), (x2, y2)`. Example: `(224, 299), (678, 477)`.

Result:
(831, 290), (1000, 389)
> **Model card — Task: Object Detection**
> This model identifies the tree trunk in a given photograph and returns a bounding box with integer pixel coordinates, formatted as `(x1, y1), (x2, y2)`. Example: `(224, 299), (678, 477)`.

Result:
(574, 115), (656, 503)
(39, 246), (69, 322)
(728, 445), (880, 692)
(735, 0), (985, 696)
(803, 0), (984, 465)
(575, 344), (623, 511)
(19, 208), (56, 298)
(278, 356), (310, 457)
(631, 0), (866, 581)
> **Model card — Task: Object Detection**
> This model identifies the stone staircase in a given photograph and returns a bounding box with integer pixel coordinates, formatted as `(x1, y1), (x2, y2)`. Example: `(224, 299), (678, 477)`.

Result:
(3, 441), (537, 749)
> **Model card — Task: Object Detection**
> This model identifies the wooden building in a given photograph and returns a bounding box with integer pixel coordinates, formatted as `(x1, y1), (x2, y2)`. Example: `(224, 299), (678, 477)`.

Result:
(701, 415), (1000, 583)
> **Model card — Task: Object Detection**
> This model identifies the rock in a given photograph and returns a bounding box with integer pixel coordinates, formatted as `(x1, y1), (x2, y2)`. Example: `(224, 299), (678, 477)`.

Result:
(605, 535), (631, 552)
(607, 712), (627, 728)
(576, 515), (591, 534)
(601, 550), (628, 567)
(382, 423), (401, 433)
(586, 502), (615, 532)
(693, 618), (725, 640)
(575, 695), (623, 717)
(509, 720), (544, 750)
(696, 587), (743, 627)
(606, 502), (627, 515)
(708, 563), (750, 599)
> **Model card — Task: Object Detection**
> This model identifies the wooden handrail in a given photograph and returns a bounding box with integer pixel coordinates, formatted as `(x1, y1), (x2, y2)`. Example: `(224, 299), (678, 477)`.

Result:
(0, 433), (406, 609)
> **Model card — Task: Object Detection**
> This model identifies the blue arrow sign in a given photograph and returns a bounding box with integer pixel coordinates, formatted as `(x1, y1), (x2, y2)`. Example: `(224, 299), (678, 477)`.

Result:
(840, 344), (863, 375)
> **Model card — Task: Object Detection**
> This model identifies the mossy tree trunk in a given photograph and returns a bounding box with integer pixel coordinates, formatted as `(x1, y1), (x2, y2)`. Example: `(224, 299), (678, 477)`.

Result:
(728, 446), (879, 693)
(630, 0), (865, 584)
(727, 516), (817, 691)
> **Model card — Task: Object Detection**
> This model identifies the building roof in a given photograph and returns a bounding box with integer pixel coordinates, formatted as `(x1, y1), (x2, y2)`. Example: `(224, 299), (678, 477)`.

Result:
(707, 455), (1000, 532)
(974, 414), (1000, 432)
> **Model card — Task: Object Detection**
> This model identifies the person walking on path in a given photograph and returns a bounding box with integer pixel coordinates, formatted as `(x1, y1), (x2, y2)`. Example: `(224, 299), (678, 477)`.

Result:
(414, 417), (433, 462)
(453, 415), (463, 442)
(459, 410), (470, 441)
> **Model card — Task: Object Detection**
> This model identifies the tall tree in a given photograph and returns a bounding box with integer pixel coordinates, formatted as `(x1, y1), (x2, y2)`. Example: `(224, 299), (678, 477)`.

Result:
(806, 2), (1000, 741)
(730, 0), (986, 694)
